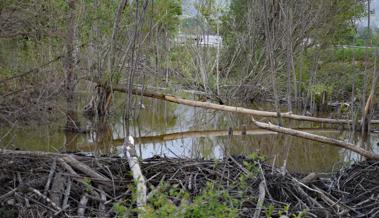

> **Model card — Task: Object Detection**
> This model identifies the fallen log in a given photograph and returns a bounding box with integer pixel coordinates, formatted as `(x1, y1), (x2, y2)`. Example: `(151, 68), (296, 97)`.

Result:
(251, 117), (379, 160)
(95, 82), (379, 125)
(61, 155), (110, 182)
(123, 136), (147, 211)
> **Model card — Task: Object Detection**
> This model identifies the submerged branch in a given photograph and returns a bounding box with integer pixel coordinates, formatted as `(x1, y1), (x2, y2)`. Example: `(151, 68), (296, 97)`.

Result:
(251, 117), (379, 160)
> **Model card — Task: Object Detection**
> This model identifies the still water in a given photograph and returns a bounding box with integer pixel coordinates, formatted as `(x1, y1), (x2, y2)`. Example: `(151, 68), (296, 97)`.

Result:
(1, 94), (379, 173)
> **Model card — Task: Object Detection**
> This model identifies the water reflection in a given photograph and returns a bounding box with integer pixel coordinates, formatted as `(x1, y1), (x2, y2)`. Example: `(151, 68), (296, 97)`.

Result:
(1, 96), (379, 173)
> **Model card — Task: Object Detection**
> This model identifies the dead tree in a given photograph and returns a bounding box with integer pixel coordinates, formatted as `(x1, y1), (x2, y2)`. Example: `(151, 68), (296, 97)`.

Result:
(362, 49), (379, 136)
(64, 0), (80, 132)
(361, 0), (371, 138)
(262, 0), (282, 125)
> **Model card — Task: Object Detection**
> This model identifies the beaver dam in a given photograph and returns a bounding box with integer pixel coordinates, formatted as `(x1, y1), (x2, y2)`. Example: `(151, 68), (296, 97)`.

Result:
(1, 150), (378, 218)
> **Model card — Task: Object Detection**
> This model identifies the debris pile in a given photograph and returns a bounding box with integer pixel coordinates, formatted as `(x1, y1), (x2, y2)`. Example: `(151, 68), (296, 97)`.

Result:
(0, 150), (378, 217)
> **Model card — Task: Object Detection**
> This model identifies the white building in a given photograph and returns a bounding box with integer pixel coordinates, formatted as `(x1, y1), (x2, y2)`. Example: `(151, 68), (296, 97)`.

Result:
(174, 33), (223, 47)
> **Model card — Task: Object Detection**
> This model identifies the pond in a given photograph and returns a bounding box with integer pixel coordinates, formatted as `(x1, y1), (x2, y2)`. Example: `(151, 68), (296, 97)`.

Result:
(1, 93), (379, 173)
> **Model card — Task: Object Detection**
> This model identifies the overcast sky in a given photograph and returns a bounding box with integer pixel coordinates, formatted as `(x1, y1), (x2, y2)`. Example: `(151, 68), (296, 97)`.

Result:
(370, 0), (379, 27)
(183, 0), (379, 27)
(182, 0), (229, 17)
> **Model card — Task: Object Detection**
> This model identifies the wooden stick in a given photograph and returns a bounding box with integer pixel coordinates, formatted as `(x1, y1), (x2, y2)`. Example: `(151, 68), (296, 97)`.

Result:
(251, 117), (379, 160)
(61, 155), (110, 182)
(95, 82), (379, 124)
(0, 188), (17, 201)
(78, 194), (89, 218)
(43, 158), (57, 196)
(29, 188), (62, 212)
(124, 136), (147, 211)
(62, 178), (72, 209)
(253, 180), (266, 218)
(98, 189), (107, 218)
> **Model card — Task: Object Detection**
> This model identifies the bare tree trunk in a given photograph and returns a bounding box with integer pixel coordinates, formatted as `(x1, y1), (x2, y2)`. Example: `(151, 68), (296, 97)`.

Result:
(262, 0), (282, 125)
(64, 0), (80, 132)
(96, 0), (128, 117)
(361, 0), (372, 138)
(350, 40), (357, 139)
(299, 45), (305, 109)
(305, 48), (320, 115)
(285, 5), (293, 112)
(362, 49), (378, 136)
(216, 21), (220, 96)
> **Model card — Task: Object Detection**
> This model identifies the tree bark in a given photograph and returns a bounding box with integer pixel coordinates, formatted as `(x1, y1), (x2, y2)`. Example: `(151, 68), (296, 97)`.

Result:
(96, 0), (128, 117)
(361, 0), (371, 138)
(362, 49), (378, 136)
(251, 117), (379, 160)
(95, 82), (379, 125)
(262, 0), (282, 125)
(285, 5), (293, 112)
(64, 0), (80, 132)
(123, 136), (147, 212)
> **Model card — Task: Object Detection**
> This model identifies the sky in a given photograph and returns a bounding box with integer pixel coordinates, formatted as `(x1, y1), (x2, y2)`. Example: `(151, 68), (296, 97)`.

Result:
(182, 0), (229, 17)
(359, 0), (379, 27)
(370, 0), (379, 27)
(182, 0), (196, 16)
(182, 0), (379, 27)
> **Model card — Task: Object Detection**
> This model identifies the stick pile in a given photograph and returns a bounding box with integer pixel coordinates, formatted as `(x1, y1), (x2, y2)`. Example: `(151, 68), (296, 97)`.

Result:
(0, 151), (379, 217)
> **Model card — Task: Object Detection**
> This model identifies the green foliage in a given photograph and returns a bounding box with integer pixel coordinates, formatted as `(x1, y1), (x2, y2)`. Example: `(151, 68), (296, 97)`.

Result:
(220, 0), (249, 46)
(310, 84), (333, 103)
(154, 0), (182, 33)
(265, 204), (306, 218)
(248, 152), (266, 162)
(241, 153), (265, 179)
(141, 182), (239, 218)
(138, 0), (182, 35)
(195, 0), (224, 33)
(219, 0), (366, 99)
(113, 202), (128, 218)
(266, 204), (275, 218)
(82, 177), (93, 193)
(188, 183), (239, 218)
(326, 47), (376, 62)
(295, 46), (375, 101)
(309, 0), (365, 45)
(81, 0), (118, 39)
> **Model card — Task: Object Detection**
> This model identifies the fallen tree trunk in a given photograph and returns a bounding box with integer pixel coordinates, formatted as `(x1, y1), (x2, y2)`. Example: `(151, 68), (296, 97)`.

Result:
(251, 117), (379, 160)
(94, 82), (379, 125)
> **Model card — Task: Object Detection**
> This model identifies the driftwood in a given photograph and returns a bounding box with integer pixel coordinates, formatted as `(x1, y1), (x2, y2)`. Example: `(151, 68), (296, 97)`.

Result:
(253, 180), (266, 218)
(251, 117), (379, 160)
(123, 136), (147, 211)
(95, 82), (379, 124)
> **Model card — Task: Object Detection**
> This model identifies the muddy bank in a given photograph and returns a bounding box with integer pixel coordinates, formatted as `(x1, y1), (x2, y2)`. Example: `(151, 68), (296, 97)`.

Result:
(0, 150), (378, 217)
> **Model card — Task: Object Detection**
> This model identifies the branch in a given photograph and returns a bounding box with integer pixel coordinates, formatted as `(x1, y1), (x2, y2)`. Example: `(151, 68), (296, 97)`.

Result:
(92, 81), (379, 125)
(251, 117), (379, 160)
